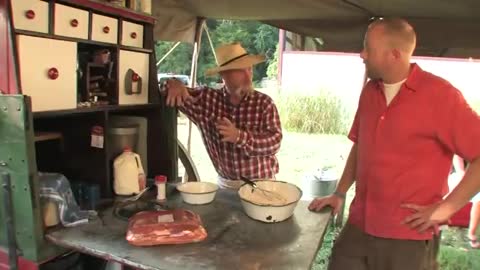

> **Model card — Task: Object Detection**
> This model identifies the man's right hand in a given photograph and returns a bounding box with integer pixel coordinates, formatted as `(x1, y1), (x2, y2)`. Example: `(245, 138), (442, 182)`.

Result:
(308, 194), (344, 215)
(165, 79), (191, 107)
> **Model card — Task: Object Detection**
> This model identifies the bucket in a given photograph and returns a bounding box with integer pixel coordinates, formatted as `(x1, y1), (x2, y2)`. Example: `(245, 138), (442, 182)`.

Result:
(108, 125), (139, 158)
(302, 167), (338, 199)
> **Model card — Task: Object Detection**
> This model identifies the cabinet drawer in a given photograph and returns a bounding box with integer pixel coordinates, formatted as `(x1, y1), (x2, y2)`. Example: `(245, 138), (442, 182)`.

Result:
(91, 14), (118, 44)
(118, 50), (149, 105)
(11, 0), (49, 33)
(54, 4), (89, 39)
(121, 21), (144, 48)
(17, 35), (77, 112)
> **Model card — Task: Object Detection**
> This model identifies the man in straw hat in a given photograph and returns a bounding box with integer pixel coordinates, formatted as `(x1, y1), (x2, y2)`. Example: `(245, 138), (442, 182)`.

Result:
(308, 17), (480, 270)
(163, 42), (282, 189)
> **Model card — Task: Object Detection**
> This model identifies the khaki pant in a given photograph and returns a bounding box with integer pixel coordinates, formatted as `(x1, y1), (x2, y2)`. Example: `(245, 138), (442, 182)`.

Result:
(329, 223), (438, 270)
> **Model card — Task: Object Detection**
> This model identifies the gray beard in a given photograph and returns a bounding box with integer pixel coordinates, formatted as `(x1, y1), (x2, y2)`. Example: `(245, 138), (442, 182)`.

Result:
(226, 84), (253, 97)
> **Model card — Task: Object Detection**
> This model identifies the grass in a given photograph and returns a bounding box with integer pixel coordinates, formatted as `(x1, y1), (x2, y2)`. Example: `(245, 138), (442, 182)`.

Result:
(276, 93), (350, 135)
(438, 227), (480, 270)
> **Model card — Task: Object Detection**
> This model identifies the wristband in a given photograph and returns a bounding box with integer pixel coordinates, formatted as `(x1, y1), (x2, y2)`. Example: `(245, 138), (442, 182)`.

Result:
(333, 191), (346, 199)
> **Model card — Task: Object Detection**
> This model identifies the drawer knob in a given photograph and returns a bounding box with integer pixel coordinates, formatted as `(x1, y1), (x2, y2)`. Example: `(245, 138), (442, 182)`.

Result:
(103, 26), (110, 34)
(130, 32), (137, 39)
(48, 68), (59, 80)
(132, 72), (140, 82)
(25, 10), (35, 20)
(70, 19), (79, 27)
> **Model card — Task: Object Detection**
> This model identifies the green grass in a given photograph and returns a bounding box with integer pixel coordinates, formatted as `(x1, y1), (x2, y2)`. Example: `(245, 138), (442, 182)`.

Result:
(276, 93), (350, 135)
(438, 227), (480, 270)
(311, 224), (341, 270)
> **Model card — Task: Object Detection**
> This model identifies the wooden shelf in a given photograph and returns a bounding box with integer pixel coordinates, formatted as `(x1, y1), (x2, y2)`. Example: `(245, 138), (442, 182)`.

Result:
(88, 63), (106, 68)
(34, 132), (63, 142)
(33, 103), (161, 118)
(119, 45), (153, 54)
(57, 0), (156, 25)
(15, 30), (153, 54)
(89, 75), (104, 81)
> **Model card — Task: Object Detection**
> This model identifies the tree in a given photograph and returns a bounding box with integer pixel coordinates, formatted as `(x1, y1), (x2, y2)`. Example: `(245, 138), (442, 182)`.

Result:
(155, 20), (279, 86)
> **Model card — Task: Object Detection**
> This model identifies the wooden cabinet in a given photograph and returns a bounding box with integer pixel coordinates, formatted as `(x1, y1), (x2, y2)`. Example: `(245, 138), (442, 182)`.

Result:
(54, 4), (89, 39)
(17, 35), (77, 112)
(121, 21), (144, 48)
(91, 14), (118, 44)
(11, 0), (49, 33)
(118, 50), (149, 105)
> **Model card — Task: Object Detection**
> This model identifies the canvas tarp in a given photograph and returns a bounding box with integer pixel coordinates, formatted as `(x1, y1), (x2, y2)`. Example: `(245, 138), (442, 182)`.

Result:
(151, 0), (480, 58)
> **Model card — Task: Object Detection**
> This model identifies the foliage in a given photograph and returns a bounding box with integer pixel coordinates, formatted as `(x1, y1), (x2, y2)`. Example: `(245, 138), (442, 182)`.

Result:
(267, 44), (279, 79)
(276, 92), (349, 135)
(155, 19), (279, 86)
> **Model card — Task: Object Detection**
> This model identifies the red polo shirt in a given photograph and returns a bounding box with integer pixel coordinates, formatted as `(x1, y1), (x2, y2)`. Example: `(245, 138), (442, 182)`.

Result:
(348, 63), (480, 240)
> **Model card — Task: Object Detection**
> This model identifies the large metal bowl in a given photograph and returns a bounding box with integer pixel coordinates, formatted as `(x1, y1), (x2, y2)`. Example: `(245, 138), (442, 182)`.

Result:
(238, 180), (302, 223)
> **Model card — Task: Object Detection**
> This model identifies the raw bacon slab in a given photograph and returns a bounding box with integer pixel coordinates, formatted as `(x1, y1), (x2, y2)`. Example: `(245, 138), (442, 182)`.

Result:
(126, 209), (207, 246)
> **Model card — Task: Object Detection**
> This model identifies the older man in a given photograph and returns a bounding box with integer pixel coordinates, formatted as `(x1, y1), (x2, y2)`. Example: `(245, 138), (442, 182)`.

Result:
(309, 18), (480, 270)
(164, 42), (282, 189)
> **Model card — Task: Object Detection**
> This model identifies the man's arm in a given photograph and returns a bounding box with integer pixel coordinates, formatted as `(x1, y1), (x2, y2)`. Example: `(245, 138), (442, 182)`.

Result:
(334, 143), (358, 198)
(437, 157), (480, 219)
(163, 79), (206, 124)
(403, 84), (480, 231)
(434, 86), (480, 220)
(235, 103), (282, 157)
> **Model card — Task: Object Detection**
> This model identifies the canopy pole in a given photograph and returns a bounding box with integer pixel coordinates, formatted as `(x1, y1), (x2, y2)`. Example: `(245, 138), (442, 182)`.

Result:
(156, 41), (181, 67)
(203, 23), (218, 64)
(184, 17), (205, 182)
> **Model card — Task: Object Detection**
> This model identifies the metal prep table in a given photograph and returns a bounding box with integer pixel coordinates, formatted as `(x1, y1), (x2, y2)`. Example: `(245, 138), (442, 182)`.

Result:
(46, 188), (331, 270)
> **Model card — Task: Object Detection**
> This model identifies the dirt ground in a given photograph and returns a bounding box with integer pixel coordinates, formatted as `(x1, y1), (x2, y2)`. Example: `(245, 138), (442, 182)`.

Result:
(177, 119), (352, 187)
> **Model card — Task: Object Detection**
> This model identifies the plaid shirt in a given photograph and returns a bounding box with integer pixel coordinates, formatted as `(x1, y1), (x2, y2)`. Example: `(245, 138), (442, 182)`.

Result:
(179, 87), (282, 180)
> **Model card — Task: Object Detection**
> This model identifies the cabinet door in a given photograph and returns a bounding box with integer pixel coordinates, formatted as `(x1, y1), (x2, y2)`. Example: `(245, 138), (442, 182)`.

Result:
(54, 4), (89, 40)
(91, 14), (118, 44)
(11, 0), (49, 33)
(118, 50), (149, 105)
(17, 35), (77, 112)
(121, 21), (144, 48)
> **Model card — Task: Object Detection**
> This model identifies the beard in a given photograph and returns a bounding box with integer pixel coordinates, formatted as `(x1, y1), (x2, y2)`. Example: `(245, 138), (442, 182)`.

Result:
(226, 81), (253, 97)
(364, 62), (382, 80)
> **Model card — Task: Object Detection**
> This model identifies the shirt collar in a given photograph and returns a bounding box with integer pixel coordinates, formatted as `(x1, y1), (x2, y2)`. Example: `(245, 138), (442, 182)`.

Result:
(222, 87), (252, 104)
(373, 63), (423, 92)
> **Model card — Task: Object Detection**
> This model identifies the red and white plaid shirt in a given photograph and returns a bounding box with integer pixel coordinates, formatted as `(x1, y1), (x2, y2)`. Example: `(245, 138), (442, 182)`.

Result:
(179, 87), (282, 180)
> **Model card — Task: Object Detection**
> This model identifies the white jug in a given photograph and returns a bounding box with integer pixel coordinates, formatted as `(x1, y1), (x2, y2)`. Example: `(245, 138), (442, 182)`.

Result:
(114, 148), (145, 195)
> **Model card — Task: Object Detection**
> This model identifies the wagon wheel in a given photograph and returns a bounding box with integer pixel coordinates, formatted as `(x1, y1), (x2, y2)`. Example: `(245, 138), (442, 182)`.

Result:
(177, 139), (200, 182)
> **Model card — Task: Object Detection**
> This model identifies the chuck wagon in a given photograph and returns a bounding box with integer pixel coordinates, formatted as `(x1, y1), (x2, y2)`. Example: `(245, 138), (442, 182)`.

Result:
(0, 0), (478, 269)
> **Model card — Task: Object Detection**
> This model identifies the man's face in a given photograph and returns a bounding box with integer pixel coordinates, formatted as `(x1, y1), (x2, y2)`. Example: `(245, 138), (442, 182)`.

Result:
(360, 26), (391, 80)
(220, 68), (252, 94)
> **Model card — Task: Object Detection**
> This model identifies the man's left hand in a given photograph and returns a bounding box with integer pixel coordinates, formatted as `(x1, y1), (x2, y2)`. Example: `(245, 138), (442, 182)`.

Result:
(401, 202), (450, 234)
(216, 117), (240, 143)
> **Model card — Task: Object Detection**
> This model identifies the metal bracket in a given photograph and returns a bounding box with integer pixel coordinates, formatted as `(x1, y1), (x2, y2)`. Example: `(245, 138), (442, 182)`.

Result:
(2, 172), (18, 270)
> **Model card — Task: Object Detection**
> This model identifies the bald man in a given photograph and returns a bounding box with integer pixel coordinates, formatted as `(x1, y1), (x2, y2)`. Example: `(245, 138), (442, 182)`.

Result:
(309, 18), (480, 270)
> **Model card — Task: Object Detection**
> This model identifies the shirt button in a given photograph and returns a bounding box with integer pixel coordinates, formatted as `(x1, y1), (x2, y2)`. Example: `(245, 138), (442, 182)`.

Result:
(380, 115), (385, 120)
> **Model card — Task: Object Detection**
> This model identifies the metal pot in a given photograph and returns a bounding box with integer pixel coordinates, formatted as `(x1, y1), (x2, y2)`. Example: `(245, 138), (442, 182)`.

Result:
(108, 125), (139, 158)
(302, 167), (338, 199)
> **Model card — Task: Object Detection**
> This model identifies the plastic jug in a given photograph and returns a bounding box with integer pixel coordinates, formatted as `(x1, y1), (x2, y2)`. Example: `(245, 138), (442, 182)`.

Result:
(114, 147), (145, 195)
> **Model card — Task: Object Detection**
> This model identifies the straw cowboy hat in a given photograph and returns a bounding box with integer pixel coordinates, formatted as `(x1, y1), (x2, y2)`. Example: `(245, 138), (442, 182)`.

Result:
(205, 43), (266, 76)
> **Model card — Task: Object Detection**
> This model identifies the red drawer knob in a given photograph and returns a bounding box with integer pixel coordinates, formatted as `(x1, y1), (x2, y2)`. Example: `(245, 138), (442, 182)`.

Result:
(48, 68), (59, 80)
(132, 72), (140, 82)
(70, 19), (79, 27)
(130, 32), (137, 39)
(25, 10), (35, 19)
(103, 26), (110, 33)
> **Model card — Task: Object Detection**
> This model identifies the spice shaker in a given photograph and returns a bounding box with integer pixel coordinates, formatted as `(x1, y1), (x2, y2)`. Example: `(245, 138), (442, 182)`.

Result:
(155, 175), (167, 201)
